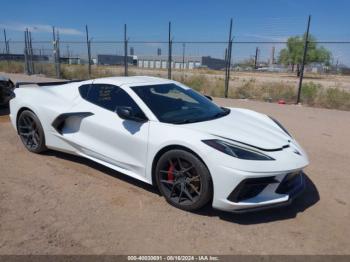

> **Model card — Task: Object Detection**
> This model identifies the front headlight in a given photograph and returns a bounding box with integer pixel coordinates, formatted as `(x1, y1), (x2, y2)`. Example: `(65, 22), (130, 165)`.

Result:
(202, 139), (274, 160)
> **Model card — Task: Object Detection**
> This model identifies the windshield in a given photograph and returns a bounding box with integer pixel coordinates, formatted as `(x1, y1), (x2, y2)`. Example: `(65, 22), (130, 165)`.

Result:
(131, 83), (230, 124)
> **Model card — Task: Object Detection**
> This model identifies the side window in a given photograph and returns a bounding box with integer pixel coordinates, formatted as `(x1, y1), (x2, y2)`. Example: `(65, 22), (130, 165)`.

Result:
(79, 84), (145, 118)
(79, 84), (90, 99)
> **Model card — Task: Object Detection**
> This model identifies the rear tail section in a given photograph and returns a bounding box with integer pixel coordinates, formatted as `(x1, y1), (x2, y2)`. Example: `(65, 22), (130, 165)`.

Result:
(15, 80), (82, 89)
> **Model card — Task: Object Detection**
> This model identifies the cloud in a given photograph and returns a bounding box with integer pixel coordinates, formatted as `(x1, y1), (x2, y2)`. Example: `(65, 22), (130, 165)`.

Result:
(242, 33), (287, 42)
(0, 23), (83, 35)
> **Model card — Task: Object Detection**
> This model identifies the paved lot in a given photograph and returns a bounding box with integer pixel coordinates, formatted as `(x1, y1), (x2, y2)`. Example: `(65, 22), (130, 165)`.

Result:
(0, 74), (349, 254)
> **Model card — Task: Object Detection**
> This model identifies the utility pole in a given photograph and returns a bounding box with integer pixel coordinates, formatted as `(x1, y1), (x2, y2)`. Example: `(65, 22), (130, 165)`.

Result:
(296, 15), (311, 104)
(86, 25), (91, 78)
(124, 24), (128, 76)
(224, 18), (233, 98)
(254, 47), (259, 69)
(168, 21), (172, 79)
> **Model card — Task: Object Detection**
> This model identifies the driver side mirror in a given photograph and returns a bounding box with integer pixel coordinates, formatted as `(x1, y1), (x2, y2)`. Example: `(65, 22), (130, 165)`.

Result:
(116, 106), (148, 123)
(204, 95), (213, 101)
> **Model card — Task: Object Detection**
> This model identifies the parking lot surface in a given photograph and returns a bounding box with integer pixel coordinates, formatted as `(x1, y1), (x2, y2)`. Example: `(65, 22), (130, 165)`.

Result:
(0, 74), (349, 254)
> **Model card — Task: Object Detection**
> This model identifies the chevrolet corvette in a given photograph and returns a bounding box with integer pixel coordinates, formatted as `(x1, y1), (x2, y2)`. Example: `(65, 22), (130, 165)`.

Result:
(9, 76), (309, 212)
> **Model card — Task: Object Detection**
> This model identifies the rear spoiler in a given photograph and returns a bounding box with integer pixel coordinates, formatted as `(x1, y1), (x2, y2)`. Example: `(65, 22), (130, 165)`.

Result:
(15, 80), (82, 88)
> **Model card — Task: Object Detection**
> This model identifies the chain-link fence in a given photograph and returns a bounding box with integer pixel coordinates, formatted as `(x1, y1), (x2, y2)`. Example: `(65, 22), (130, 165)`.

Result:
(1, 19), (350, 110)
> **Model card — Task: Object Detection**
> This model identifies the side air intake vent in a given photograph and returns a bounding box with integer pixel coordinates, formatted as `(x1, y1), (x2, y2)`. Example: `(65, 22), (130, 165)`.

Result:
(52, 112), (93, 134)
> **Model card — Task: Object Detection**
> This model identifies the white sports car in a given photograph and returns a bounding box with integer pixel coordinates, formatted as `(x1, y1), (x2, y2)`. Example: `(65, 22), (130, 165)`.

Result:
(9, 76), (309, 212)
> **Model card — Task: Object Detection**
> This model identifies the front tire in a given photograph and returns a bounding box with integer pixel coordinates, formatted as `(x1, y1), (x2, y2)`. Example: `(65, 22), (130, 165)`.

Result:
(155, 149), (212, 211)
(17, 110), (47, 153)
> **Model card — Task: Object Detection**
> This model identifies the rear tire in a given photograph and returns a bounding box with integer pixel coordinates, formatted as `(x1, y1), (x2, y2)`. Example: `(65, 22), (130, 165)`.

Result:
(17, 110), (47, 153)
(155, 149), (212, 211)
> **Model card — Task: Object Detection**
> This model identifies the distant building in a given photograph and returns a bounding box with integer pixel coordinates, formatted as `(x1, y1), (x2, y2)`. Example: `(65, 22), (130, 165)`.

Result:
(201, 56), (226, 70)
(97, 54), (133, 65)
(136, 55), (225, 70)
(0, 53), (49, 62)
(59, 57), (81, 65)
(305, 62), (328, 74)
(336, 64), (350, 75)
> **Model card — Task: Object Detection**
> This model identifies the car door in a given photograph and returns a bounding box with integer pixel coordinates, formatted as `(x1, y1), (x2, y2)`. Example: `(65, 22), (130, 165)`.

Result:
(70, 83), (150, 180)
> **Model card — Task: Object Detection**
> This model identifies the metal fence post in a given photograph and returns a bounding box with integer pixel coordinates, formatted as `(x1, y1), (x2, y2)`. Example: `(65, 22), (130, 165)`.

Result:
(52, 26), (56, 76)
(168, 21), (172, 80)
(52, 27), (61, 79)
(182, 42), (185, 80)
(124, 24), (128, 76)
(28, 31), (34, 74)
(296, 15), (311, 104)
(3, 29), (8, 54)
(56, 30), (61, 78)
(3, 29), (10, 69)
(24, 28), (33, 75)
(224, 18), (233, 98)
(24, 30), (29, 74)
(254, 47), (259, 69)
(85, 25), (92, 79)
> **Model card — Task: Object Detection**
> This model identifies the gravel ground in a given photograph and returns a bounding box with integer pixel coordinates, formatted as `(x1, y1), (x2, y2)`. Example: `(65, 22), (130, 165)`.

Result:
(0, 74), (349, 255)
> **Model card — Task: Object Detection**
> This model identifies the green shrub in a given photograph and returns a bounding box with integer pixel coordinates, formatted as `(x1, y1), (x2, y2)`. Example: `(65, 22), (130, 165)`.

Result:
(231, 79), (296, 103)
(300, 82), (321, 105)
(317, 87), (350, 110)
(180, 75), (208, 91)
(0, 61), (24, 73)
(177, 75), (225, 97)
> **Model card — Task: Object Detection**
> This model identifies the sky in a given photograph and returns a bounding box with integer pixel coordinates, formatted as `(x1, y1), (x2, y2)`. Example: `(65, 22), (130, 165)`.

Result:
(1, 0), (349, 65)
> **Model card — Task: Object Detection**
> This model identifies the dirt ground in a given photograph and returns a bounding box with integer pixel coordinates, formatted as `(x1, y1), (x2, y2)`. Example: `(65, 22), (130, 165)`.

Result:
(0, 74), (349, 255)
(130, 68), (350, 90)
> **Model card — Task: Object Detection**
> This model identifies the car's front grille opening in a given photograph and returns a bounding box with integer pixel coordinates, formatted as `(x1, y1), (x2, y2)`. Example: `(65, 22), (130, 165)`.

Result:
(275, 171), (302, 194)
(227, 176), (278, 202)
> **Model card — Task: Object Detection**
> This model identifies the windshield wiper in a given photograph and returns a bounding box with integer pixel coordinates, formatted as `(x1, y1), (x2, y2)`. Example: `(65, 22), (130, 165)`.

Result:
(172, 119), (197, 124)
(211, 108), (230, 119)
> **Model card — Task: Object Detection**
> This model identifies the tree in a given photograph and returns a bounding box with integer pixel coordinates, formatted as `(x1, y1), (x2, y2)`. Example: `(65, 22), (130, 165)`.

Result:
(278, 34), (332, 75)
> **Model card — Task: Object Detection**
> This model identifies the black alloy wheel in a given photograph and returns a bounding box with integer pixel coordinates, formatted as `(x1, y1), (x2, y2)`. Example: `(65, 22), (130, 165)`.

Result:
(155, 149), (212, 211)
(17, 110), (47, 153)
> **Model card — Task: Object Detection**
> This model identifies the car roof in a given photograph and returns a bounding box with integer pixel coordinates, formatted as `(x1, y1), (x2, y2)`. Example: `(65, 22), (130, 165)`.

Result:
(92, 76), (173, 87)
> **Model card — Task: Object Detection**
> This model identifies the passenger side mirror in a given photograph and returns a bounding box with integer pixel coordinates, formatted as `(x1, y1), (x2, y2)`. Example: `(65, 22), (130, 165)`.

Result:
(116, 106), (148, 123)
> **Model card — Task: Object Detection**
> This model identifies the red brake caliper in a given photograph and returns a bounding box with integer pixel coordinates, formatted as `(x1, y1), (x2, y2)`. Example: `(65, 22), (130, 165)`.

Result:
(167, 164), (174, 181)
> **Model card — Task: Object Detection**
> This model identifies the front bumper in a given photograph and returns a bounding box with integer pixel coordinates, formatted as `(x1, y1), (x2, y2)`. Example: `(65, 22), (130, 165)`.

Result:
(211, 167), (306, 212)
(231, 172), (305, 213)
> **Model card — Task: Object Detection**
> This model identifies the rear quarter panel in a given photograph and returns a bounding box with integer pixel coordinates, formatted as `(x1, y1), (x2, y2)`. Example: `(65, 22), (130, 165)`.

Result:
(9, 85), (80, 150)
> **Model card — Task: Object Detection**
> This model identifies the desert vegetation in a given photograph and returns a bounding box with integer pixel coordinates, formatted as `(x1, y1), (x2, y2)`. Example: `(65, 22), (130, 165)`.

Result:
(1, 61), (350, 111)
(177, 74), (350, 111)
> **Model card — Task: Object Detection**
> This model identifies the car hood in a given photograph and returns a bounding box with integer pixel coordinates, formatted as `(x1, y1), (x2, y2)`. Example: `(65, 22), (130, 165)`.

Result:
(183, 108), (291, 151)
